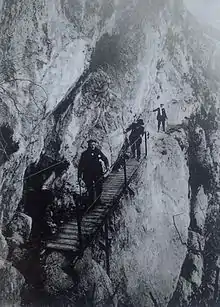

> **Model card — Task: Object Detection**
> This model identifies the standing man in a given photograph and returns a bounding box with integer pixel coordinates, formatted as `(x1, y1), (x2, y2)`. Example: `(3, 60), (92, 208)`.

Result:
(126, 118), (145, 161)
(153, 103), (168, 132)
(78, 139), (109, 204)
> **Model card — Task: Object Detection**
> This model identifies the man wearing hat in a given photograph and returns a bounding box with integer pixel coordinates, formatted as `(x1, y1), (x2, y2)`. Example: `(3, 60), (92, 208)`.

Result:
(126, 118), (145, 161)
(78, 139), (109, 204)
(153, 103), (168, 132)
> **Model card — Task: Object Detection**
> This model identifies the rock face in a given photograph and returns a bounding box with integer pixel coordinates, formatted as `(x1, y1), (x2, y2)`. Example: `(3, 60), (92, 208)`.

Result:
(6, 212), (32, 247)
(0, 259), (25, 306)
(0, 232), (8, 259)
(0, 0), (220, 306)
(42, 250), (115, 306)
(111, 133), (190, 307)
(168, 117), (220, 306)
(43, 251), (73, 294)
(74, 252), (116, 307)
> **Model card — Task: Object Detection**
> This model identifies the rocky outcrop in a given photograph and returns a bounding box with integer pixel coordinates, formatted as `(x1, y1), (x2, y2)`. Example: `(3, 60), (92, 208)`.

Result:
(8, 213), (32, 240)
(1, 0), (220, 306)
(168, 116), (220, 306)
(74, 251), (116, 307)
(110, 133), (190, 307)
(43, 251), (73, 295)
(42, 250), (115, 306)
(0, 259), (25, 306)
(6, 212), (32, 247)
(0, 232), (8, 259)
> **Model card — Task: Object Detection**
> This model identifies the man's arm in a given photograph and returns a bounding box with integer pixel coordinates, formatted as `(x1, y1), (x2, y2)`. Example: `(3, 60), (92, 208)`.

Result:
(153, 108), (159, 112)
(163, 109), (168, 119)
(99, 150), (109, 169)
(125, 123), (133, 133)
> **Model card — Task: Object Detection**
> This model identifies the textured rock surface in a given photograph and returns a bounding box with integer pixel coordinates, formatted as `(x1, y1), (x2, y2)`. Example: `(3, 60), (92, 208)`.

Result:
(110, 133), (190, 306)
(74, 252), (115, 307)
(0, 232), (8, 259)
(43, 251), (73, 294)
(0, 0), (220, 306)
(0, 259), (25, 306)
(6, 212), (32, 247)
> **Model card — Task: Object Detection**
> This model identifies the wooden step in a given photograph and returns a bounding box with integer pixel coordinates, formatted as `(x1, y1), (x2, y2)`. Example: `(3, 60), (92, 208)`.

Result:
(61, 228), (79, 235)
(47, 241), (79, 252)
(58, 233), (79, 240)
(68, 221), (78, 226)
(81, 228), (95, 235)
(82, 221), (99, 228)
(102, 192), (117, 197)
(55, 237), (78, 245)
(83, 215), (101, 222)
(102, 188), (120, 193)
(60, 225), (78, 232)
(88, 212), (105, 219)
(107, 174), (125, 179)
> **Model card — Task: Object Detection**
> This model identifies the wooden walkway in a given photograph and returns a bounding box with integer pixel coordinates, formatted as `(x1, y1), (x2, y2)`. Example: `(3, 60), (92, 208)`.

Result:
(46, 158), (140, 252)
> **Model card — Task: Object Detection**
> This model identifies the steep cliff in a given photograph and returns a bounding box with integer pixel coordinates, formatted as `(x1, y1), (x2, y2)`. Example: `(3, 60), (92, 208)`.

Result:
(0, 0), (220, 306)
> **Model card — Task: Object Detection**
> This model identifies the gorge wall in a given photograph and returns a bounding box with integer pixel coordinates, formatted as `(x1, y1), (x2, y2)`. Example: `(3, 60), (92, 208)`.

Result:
(0, 0), (220, 306)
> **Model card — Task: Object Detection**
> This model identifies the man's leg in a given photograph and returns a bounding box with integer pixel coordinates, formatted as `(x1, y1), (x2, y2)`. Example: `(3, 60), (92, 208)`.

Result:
(157, 120), (161, 132)
(94, 176), (103, 205)
(137, 142), (141, 161)
(131, 142), (136, 158)
(84, 177), (95, 205)
(162, 120), (165, 132)
(95, 179), (103, 198)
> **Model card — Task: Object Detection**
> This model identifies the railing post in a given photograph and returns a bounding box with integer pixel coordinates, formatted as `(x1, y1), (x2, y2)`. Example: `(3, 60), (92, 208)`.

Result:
(104, 218), (110, 277)
(144, 131), (147, 157)
(77, 182), (83, 249)
(92, 182), (96, 204)
(123, 154), (127, 188)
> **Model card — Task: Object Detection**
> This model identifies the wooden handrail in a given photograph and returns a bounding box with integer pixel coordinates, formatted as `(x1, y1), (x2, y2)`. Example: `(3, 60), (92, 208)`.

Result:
(123, 154), (127, 188)
(76, 182), (83, 249)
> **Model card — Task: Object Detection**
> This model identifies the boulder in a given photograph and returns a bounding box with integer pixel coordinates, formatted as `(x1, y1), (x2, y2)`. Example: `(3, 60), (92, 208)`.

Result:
(0, 232), (8, 259)
(189, 254), (203, 287)
(188, 231), (205, 254)
(0, 258), (25, 306)
(42, 251), (73, 294)
(168, 277), (193, 307)
(7, 212), (32, 246)
(191, 186), (209, 233)
(74, 250), (116, 307)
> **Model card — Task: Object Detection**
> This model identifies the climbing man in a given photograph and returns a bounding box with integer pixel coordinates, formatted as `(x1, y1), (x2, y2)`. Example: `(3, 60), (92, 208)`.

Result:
(78, 139), (109, 205)
(126, 118), (145, 161)
(153, 103), (168, 132)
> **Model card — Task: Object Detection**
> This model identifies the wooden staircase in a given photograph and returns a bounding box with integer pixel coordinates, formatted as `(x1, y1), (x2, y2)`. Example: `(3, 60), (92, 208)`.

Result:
(46, 158), (140, 252)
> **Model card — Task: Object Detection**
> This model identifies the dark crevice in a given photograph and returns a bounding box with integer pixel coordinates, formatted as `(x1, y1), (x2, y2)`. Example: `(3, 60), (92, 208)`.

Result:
(52, 68), (90, 123)
(22, 155), (69, 240)
(168, 105), (219, 307)
(0, 123), (19, 165)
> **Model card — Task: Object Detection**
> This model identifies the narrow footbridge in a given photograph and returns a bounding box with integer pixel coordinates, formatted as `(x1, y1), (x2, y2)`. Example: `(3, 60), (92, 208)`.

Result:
(46, 132), (148, 275)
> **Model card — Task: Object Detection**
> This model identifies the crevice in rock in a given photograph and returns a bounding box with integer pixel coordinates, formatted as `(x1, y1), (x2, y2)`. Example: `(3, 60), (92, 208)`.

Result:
(53, 68), (90, 123)
(0, 123), (19, 165)
(168, 104), (219, 307)
(21, 154), (70, 239)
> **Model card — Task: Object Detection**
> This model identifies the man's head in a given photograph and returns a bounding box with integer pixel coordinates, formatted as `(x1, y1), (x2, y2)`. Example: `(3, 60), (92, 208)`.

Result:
(160, 103), (164, 108)
(137, 119), (144, 125)
(87, 139), (97, 150)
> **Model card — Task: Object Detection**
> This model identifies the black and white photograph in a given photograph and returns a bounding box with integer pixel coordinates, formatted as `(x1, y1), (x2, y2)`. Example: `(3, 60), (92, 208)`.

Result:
(0, 0), (220, 306)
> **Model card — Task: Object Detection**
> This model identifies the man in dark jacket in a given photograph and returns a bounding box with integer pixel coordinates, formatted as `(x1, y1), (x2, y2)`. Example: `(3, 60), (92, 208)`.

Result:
(153, 104), (168, 132)
(78, 139), (109, 204)
(126, 119), (145, 161)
